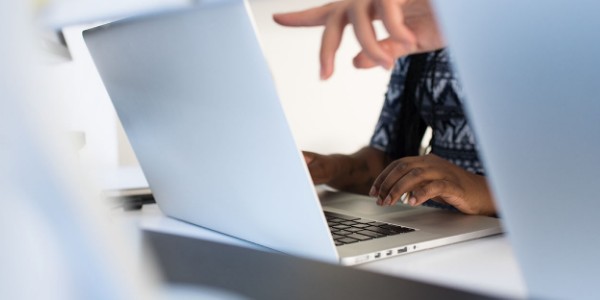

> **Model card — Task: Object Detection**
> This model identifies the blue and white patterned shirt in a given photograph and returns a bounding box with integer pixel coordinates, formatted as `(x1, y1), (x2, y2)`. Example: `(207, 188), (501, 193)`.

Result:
(370, 49), (485, 175)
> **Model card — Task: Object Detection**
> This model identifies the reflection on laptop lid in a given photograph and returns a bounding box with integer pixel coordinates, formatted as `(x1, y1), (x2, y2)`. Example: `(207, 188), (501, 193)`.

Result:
(434, 1), (600, 299)
(83, 0), (501, 266)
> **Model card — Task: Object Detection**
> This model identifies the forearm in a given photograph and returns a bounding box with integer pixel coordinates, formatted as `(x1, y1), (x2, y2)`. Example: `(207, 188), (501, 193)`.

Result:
(327, 147), (387, 195)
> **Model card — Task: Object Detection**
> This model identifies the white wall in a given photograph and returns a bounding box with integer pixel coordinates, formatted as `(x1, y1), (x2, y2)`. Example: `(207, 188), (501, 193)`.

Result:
(54, 0), (391, 181)
(250, 0), (391, 154)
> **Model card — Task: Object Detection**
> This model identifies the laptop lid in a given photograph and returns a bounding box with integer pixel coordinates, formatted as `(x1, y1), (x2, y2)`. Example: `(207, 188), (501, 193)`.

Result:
(434, 1), (600, 299)
(83, 0), (338, 263)
(85, 0), (503, 267)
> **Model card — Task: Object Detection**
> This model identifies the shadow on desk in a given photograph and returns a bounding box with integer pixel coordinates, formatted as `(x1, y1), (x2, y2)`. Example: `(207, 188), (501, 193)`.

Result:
(144, 230), (499, 300)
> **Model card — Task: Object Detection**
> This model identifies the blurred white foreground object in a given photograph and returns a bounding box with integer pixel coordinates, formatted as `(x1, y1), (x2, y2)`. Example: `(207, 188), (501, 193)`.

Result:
(0, 1), (157, 299)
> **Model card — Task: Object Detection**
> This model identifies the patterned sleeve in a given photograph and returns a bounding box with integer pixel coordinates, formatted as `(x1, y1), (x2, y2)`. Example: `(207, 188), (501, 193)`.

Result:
(369, 57), (411, 152)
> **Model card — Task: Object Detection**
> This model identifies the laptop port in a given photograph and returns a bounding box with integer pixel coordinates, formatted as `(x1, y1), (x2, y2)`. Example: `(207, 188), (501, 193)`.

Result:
(386, 250), (393, 256)
(374, 252), (381, 259)
(397, 247), (407, 254)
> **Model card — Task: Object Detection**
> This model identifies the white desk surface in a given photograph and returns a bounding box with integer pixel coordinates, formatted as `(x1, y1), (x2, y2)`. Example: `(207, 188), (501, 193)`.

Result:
(105, 167), (526, 299)
(115, 204), (526, 299)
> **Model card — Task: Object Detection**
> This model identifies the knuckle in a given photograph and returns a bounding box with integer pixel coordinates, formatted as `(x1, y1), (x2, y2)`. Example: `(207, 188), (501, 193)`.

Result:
(431, 180), (447, 191)
(415, 181), (443, 199)
(395, 162), (408, 171)
(394, 164), (405, 172)
(412, 187), (428, 199)
(409, 167), (424, 178)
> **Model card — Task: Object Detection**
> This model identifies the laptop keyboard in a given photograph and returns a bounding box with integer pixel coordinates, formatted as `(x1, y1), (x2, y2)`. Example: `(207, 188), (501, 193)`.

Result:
(325, 211), (416, 246)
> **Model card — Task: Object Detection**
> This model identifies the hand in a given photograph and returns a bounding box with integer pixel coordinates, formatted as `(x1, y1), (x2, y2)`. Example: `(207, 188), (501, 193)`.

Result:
(273, 0), (445, 80)
(369, 154), (496, 215)
(303, 151), (341, 185)
(302, 147), (388, 194)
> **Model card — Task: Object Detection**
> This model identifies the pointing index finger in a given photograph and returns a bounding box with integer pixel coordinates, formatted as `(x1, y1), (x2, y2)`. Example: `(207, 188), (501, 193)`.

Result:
(273, 2), (338, 27)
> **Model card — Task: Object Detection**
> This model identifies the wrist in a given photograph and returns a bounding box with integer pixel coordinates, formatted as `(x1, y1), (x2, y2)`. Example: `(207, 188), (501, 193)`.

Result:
(327, 154), (351, 182)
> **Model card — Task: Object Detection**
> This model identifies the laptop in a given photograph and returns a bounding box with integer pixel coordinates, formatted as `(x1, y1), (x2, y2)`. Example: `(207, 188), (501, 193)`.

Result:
(83, 0), (501, 266)
(433, 1), (600, 299)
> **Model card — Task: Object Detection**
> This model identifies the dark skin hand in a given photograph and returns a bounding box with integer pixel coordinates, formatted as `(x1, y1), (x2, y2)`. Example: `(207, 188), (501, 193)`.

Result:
(369, 154), (497, 216)
(304, 148), (496, 216)
(303, 146), (388, 195)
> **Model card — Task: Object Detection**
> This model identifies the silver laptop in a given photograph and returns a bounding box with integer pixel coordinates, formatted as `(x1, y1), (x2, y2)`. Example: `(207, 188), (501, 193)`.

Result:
(434, 1), (600, 299)
(83, 0), (501, 266)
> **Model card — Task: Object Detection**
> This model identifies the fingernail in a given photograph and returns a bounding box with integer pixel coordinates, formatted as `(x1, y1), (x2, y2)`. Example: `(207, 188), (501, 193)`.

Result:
(320, 66), (330, 80)
(384, 195), (392, 206)
(408, 197), (417, 206)
(369, 186), (376, 197)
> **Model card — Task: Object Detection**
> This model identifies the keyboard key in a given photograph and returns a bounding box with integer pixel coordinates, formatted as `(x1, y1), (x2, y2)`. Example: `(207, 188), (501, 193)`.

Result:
(379, 224), (415, 234)
(332, 224), (351, 230)
(337, 237), (358, 244)
(336, 230), (352, 236)
(341, 220), (358, 226)
(357, 230), (385, 238)
(365, 226), (397, 235)
(352, 223), (370, 229)
(332, 234), (344, 240)
(325, 211), (417, 244)
(347, 233), (372, 241)
(368, 221), (386, 226)
(380, 224), (404, 230)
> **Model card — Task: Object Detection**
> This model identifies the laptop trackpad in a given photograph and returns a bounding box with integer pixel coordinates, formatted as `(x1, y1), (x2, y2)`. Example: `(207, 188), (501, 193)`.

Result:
(319, 190), (417, 217)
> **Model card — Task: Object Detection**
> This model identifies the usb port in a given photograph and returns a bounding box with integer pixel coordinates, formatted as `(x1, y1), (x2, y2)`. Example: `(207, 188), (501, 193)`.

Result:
(397, 247), (407, 254)
(386, 250), (393, 256)
(374, 252), (381, 258)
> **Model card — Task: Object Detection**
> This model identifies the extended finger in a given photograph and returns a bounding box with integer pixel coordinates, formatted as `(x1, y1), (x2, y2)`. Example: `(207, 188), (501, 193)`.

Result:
(320, 9), (348, 80)
(370, 160), (404, 197)
(376, 0), (416, 45)
(273, 2), (338, 27)
(347, 0), (393, 69)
